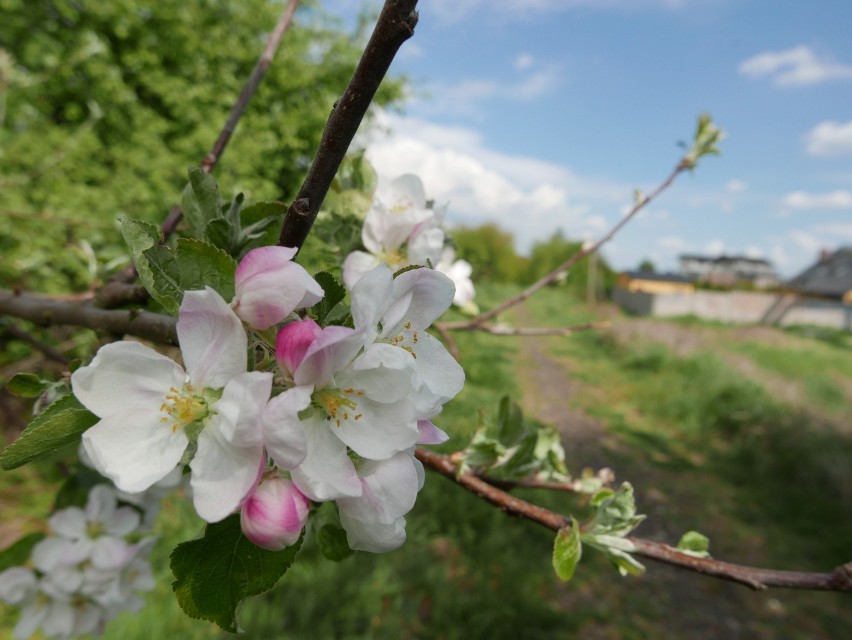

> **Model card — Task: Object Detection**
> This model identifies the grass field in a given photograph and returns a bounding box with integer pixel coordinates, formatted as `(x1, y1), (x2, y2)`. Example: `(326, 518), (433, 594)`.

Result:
(1, 284), (851, 638)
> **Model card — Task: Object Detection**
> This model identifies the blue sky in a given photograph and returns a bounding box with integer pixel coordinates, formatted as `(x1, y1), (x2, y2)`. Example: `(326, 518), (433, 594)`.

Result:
(327, 0), (852, 277)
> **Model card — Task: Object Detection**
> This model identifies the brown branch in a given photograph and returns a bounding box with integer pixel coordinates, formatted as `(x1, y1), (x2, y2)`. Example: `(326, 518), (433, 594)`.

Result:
(432, 321), (461, 360)
(0, 290), (177, 345)
(478, 475), (582, 494)
(450, 158), (691, 331)
(1, 322), (69, 364)
(277, 0), (418, 252)
(442, 320), (610, 336)
(415, 448), (852, 593)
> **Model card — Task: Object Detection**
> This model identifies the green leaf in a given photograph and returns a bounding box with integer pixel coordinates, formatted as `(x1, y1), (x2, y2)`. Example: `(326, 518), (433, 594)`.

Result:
(461, 430), (506, 470)
(313, 503), (354, 562)
(239, 201), (286, 253)
(204, 218), (236, 254)
(142, 245), (182, 313)
(495, 396), (525, 445)
(0, 395), (98, 470)
(6, 373), (49, 398)
(552, 518), (582, 582)
(585, 482), (645, 537)
(171, 515), (302, 633)
(0, 533), (46, 572)
(582, 533), (646, 577)
(677, 531), (711, 558)
(118, 217), (177, 312)
(309, 272), (347, 325)
(182, 168), (222, 238)
(174, 239), (237, 302)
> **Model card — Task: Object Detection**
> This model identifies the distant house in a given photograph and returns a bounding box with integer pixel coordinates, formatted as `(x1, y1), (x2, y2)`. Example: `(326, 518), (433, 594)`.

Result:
(679, 254), (779, 289)
(616, 271), (694, 295)
(788, 248), (852, 304)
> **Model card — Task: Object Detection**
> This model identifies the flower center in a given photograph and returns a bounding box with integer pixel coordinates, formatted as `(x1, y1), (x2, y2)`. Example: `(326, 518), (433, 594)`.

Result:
(377, 249), (406, 270)
(312, 387), (364, 427)
(387, 320), (419, 359)
(160, 384), (209, 432)
(388, 197), (413, 214)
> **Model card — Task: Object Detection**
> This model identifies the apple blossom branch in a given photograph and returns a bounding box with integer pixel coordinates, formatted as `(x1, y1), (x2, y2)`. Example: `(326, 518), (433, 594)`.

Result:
(107, 0), (301, 290)
(0, 292), (848, 593)
(277, 0), (418, 251)
(415, 448), (852, 593)
(438, 157), (692, 334)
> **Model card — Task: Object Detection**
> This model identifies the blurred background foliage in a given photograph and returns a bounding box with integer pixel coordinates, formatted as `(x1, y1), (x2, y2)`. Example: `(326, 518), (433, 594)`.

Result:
(0, 0), (403, 293)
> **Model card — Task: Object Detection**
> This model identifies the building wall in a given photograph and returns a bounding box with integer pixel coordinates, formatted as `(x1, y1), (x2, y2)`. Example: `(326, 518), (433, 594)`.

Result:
(613, 288), (852, 330)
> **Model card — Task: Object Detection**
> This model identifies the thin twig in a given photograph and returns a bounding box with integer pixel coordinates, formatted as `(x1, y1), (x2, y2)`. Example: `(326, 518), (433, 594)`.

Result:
(415, 448), (852, 592)
(112, 0), (302, 286)
(432, 321), (461, 360)
(450, 158), (691, 331)
(277, 0), (418, 252)
(161, 0), (302, 239)
(1, 322), (69, 364)
(443, 321), (611, 336)
(0, 290), (177, 345)
(478, 475), (582, 493)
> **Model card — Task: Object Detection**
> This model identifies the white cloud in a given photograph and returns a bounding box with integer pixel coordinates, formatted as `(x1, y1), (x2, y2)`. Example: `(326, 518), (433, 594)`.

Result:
(400, 43), (425, 59)
(657, 236), (687, 250)
(814, 222), (852, 240)
(725, 179), (748, 193)
(427, 0), (701, 24)
(514, 53), (535, 70)
(804, 120), (852, 156)
(420, 68), (560, 116)
(787, 229), (822, 253)
(782, 190), (852, 210)
(703, 239), (726, 255)
(363, 112), (632, 252)
(738, 46), (852, 87)
(744, 245), (764, 259)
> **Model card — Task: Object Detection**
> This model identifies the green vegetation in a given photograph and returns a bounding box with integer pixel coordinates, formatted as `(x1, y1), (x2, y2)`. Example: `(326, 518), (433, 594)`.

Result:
(0, 0), (403, 293)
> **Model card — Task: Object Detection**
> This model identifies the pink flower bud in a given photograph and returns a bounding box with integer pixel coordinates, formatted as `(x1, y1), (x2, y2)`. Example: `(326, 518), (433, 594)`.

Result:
(240, 477), (310, 550)
(275, 318), (322, 378)
(233, 246), (324, 330)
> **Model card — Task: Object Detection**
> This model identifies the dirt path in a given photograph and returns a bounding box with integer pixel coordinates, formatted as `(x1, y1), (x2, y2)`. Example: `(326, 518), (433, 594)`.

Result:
(510, 303), (840, 639)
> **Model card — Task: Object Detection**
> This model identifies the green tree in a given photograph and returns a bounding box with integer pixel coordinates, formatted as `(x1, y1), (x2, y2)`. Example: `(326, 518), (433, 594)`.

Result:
(638, 258), (656, 273)
(451, 223), (528, 283)
(0, 0), (403, 291)
(524, 230), (616, 297)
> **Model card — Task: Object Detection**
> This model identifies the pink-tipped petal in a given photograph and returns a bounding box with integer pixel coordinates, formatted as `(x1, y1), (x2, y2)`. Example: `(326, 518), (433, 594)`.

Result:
(240, 477), (310, 550)
(275, 319), (322, 379)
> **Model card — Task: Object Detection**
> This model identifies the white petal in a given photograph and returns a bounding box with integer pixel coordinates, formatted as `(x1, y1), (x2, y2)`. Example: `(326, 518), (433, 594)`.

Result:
(82, 409), (189, 494)
(213, 371), (272, 445)
(32, 538), (92, 572)
(340, 344), (415, 404)
(411, 333), (465, 402)
(382, 268), (455, 337)
(290, 417), (361, 501)
(338, 513), (407, 553)
(342, 250), (382, 290)
(417, 419), (449, 445)
(350, 264), (394, 332)
(106, 507), (141, 537)
(332, 395), (418, 460)
(85, 484), (118, 525)
(40, 601), (76, 638)
(0, 567), (36, 604)
(48, 507), (87, 539)
(294, 325), (367, 388)
(190, 424), (264, 523)
(90, 536), (133, 570)
(233, 247), (323, 330)
(338, 453), (420, 523)
(262, 386), (311, 470)
(407, 227), (445, 267)
(177, 287), (247, 389)
(71, 341), (185, 419)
